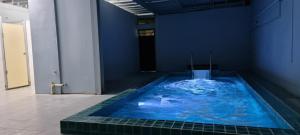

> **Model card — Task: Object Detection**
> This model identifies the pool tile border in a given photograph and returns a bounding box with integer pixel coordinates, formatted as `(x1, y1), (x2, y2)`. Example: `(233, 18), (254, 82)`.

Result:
(61, 76), (300, 135)
(242, 75), (300, 132)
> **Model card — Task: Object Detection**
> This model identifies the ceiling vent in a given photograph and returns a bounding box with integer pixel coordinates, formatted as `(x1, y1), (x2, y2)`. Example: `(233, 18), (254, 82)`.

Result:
(105, 0), (154, 16)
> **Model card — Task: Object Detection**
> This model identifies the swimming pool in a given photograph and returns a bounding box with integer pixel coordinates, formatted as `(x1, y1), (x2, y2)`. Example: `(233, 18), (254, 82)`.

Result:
(90, 73), (291, 129)
(61, 73), (300, 135)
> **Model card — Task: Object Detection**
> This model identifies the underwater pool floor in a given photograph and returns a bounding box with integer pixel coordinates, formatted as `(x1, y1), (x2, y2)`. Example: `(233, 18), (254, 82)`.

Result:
(94, 75), (290, 129)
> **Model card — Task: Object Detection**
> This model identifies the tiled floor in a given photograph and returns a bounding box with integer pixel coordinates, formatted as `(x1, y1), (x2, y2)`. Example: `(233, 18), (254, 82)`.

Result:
(0, 87), (114, 135)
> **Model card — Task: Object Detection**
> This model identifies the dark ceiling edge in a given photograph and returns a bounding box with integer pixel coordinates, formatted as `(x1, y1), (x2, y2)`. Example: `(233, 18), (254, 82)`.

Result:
(158, 1), (251, 15)
(135, 0), (251, 17)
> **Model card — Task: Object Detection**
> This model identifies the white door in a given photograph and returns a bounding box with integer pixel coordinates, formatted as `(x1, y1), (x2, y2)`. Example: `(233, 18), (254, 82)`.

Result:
(2, 23), (30, 89)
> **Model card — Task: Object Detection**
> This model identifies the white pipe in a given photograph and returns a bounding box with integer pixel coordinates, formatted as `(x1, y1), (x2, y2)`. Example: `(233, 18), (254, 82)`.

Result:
(50, 82), (64, 95)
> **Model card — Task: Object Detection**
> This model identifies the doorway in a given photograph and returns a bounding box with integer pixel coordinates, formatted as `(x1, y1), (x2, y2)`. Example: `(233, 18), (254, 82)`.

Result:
(1, 23), (30, 90)
(138, 29), (156, 72)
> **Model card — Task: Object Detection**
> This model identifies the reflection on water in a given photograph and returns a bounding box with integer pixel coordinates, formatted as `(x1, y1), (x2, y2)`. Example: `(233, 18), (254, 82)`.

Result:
(109, 76), (291, 129)
(164, 79), (234, 95)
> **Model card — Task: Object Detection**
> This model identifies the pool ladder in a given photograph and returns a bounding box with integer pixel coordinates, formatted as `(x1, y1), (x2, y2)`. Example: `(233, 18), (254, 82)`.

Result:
(190, 52), (213, 80)
(190, 55), (194, 79)
(209, 51), (212, 80)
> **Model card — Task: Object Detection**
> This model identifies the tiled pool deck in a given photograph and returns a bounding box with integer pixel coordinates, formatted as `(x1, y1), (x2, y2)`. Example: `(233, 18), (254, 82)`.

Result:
(61, 75), (300, 135)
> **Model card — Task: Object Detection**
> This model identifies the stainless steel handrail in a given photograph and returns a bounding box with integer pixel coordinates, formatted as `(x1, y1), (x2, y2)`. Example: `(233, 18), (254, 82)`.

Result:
(190, 54), (194, 79)
(209, 51), (212, 80)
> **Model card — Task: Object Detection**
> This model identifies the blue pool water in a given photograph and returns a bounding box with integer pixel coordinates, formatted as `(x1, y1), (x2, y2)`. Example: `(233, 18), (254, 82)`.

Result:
(93, 74), (291, 129)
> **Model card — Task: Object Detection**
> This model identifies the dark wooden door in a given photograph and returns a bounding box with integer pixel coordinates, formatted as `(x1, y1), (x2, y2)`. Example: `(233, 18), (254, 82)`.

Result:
(138, 29), (156, 71)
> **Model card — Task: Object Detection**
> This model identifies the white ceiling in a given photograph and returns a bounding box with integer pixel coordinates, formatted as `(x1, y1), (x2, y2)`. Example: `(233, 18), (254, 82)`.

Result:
(0, 0), (28, 8)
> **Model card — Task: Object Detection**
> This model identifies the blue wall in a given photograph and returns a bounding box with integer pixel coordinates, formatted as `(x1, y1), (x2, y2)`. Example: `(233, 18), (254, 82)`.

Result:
(156, 7), (252, 72)
(99, 1), (139, 81)
(29, 0), (61, 94)
(252, 0), (300, 96)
